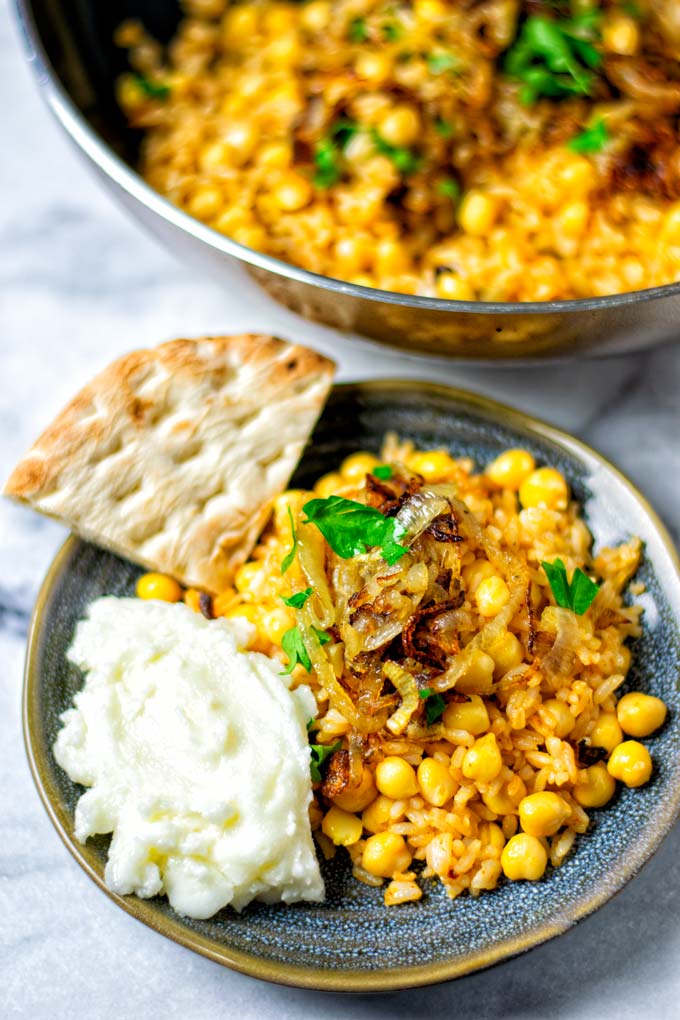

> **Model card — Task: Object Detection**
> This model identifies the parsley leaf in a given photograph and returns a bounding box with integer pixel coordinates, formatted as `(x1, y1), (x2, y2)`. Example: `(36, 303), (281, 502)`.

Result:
(313, 120), (360, 188)
(133, 74), (171, 100)
(382, 22), (402, 42)
(434, 117), (454, 138)
(419, 687), (447, 726)
(504, 14), (602, 104)
(371, 129), (422, 176)
(437, 177), (461, 201)
(568, 117), (609, 154)
(280, 624), (330, 674)
(281, 625), (310, 674)
(281, 506), (298, 573)
(302, 494), (409, 564)
(373, 464), (393, 480)
(310, 740), (342, 782)
(427, 52), (459, 75)
(348, 16), (368, 42)
(542, 558), (600, 615)
(281, 587), (313, 609)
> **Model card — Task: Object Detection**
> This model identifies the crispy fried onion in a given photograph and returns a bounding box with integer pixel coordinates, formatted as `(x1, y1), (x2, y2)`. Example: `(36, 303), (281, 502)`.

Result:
(402, 598), (463, 667)
(426, 489), (530, 694)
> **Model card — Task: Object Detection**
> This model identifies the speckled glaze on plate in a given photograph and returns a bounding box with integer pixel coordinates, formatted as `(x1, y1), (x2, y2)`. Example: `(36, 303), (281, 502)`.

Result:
(23, 381), (680, 992)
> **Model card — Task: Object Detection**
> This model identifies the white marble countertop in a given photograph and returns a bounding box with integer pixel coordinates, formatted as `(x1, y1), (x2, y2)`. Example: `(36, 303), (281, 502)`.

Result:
(3, 2), (680, 1016)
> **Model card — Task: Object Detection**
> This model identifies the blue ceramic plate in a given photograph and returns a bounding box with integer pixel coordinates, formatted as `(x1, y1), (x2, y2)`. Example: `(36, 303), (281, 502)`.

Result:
(23, 381), (680, 991)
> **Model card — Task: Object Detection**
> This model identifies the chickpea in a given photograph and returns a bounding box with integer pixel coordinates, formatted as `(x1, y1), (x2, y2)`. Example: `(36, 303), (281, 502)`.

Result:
(607, 740), (653, 788)
(519, 468), (569, 510)
(322, 806), (363, 846)
(332, 767), (377, 813)
(417, 758), (456, 807)
(375, 757), (419, 799)
(589, 712), (624, 754)
(442, 694), (489, 735)
(136, 573), (182, 602)
(501, 833), (548, 881)
(462, 733), (503, 783)
(518, 792), (571, 837)
(486, 449), (535, 490)
(616, 692), (667, 738)
(362, 832), (412, 878)
(574, 763), (616, 808)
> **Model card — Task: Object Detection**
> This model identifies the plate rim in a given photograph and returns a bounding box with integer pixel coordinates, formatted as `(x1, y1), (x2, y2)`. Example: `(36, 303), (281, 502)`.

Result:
(22, 378), (680, 992)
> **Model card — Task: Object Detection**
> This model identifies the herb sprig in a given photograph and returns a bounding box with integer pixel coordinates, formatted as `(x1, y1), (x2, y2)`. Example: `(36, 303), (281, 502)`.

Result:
(372, 464), (393, 480)
(348, 16), (368, 42)
(280, 624), (330, 674)
(504, 13), (602, 104)
(542, 558), (600, 615)
(302, 495), (409, 564)
(568, 117), (609, 154)
(419, 688), (447, 726)
(281, 507), (298, 574)
(313, 120), (360, 188)
(133, 73), (171, 100)
(427, 52), (459, 75)
(371, 129), (422, 176)
(281, 587), (313, 609)
(310, 740), (342, 782)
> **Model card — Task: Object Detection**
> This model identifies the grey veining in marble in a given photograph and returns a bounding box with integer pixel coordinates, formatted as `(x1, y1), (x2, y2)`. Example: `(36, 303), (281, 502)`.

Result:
(2, 0), (680, 1016)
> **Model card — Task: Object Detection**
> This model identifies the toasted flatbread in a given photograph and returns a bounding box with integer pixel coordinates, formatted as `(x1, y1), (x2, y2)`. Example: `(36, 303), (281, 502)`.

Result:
(5, 334), (335, 592)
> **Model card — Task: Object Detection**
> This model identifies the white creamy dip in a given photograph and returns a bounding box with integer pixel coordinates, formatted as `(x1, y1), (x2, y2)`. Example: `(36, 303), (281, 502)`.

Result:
(53, 597), (324, 918)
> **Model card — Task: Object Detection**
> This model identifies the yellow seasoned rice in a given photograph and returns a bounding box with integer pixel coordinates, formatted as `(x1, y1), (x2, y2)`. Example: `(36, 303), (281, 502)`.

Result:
(169, 439), (657, 905)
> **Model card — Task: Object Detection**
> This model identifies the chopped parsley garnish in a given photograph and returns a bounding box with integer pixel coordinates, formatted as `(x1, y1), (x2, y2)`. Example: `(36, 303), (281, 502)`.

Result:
(434, 117), (454, 138)
(419, 687), (447, 726)
(427, 52), (459, 75)
(382, 22), (402, 42)
(302, 494), (409, 564)
(281, 587), (313, 609)
(281, 506), (298, 573)
(504, 14), (602, 104)
(371, 129), (422, 176)
(542, 558), (600, 615)
(621, 2), (642, 18)
(280, 624), (330, 674)
(437, 177), (461, 201)
(568, 117), (609, 154)
(348, 16), (368, 42)
(313, 119), (360, 188)
(133, 74), (171, 100)
(310, 740), (342, 782)
(373, 464), (393, 480)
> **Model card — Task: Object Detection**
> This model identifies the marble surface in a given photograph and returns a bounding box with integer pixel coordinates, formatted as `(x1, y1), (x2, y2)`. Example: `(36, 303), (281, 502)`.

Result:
(3, 2), (680, 1016)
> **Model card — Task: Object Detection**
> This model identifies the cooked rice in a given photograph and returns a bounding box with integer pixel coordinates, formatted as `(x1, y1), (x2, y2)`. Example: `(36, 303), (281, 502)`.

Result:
(184, 439), (650, 904)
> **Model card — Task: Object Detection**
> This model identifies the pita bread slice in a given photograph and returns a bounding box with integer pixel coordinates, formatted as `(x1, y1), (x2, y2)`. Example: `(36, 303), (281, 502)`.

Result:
(5, 334), (335, 593)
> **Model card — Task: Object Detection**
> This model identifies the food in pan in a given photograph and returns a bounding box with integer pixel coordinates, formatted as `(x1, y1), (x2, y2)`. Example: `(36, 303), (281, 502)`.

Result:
(3, 334), (334, 591)
(117, 0), (680, 301)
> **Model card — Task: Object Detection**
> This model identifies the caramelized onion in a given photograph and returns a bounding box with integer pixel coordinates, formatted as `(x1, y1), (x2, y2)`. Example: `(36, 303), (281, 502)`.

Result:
(394, 488), (452, 545)
(383, 661), (421, 735)
(539, 606), (580, 686)
(299, 607), (385, 733)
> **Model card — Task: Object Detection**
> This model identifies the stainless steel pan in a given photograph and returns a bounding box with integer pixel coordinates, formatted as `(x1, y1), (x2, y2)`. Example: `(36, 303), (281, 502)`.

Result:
(16, 0), (680, 360)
